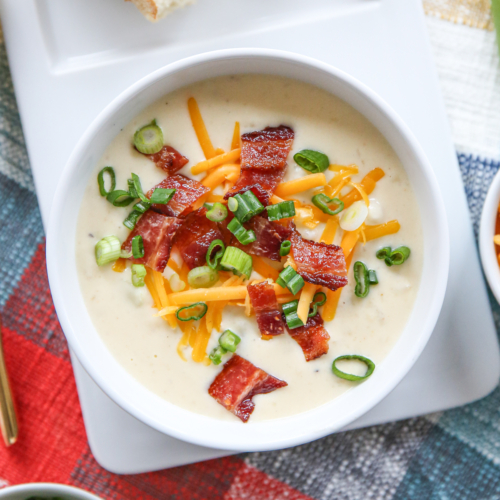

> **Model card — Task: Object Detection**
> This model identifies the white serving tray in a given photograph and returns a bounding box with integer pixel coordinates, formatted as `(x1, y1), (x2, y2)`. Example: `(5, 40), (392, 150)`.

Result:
(1, 0), (499, 474)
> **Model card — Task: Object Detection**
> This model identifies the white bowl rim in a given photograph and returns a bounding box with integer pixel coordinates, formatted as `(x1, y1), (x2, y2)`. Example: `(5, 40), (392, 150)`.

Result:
(46, 48), (449, 451)
(480, 167), (500, 303)
(0, 483), (102, 499)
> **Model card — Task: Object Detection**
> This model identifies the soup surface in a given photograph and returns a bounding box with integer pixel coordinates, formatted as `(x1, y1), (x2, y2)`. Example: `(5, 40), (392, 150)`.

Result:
(76, 75), (423, 422)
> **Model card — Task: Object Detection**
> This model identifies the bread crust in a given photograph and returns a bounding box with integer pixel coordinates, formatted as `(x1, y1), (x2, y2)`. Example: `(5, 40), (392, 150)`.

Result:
(127, 0), (194, 22)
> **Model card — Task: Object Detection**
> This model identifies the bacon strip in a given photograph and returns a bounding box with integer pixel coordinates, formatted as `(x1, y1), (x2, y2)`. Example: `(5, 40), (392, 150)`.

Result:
(247, 281), (285, 337)
(173, 208), (224, 269)
(289, 224), (347, 291)
(232, 215), (291, 261)
(208, 355), (287, 422)
(147, 174), (209, 218)
(286, 313), (330, 361)
(121, 210), (182, 272)
(145, 145), (188, 175)
(225, 125), (294, 203)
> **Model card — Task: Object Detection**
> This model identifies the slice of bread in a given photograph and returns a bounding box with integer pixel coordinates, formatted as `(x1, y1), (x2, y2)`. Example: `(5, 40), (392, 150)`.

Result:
(127, 0), (195, 22)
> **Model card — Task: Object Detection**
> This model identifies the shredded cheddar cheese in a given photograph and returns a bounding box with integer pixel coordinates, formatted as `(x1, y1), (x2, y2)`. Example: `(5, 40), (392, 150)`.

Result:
(112, 258), (127, 273)
(187, 97), (216, 159)
(231, 121), (241, 150)
(191, 148), (241, 175)
(297, 282), (318, 324)
(274, 173), (327, 197)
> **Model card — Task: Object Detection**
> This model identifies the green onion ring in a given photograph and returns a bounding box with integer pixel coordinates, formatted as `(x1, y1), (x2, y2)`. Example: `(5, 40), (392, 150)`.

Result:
(332, 355), (375, 381)
(308, 291), (327, 317)
(176, 302), (208, 322)
(206, 239), (225, 270)
(312, 193), (344, 216)
(279, 240), (291, 257)
(131, 235), (144, 259)
(294, 149), (330, 174)
(98, 166), (116, 196)
(106, 190), (135, 207)
(228, 197), (239, 212)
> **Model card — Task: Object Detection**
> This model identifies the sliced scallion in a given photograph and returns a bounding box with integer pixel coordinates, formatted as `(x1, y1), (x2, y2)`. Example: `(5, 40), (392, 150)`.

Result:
(308, 291), (327, 317)
(279, 240), (291, 257)
(176, 302), (208, 321)
(131, 235), (144, 259)
(266, 201), (296, 221)
(276, 265), (304, 295)
(206, 202), (228, 222)
(376, 246), (411, 266)
(95, 235), (121, 266)
(98, 166), (116, 196)
(133, 200), (151, 214)
(209, 345), (227, 365)
(230, 191), (264, 223)
(228, 197), (239, 212)
(219, 330), (241, 352)
(131, 264), (146, 287)
(227, 218), (256, 245)
(133, 119), (164, 155)
(312, 193), (344, 216)
(220, 246), (253, 278)
(127, 178), (138, 198)
(187, 266), (218, 289)
(123, 210), (142, 230)
(368, 269), (378, 285)
(294, 149), (329, 174)
(150, 188), (176, 205)
(131, 173), (148, 203)
(353, 261), (378, 298)
(106, 190), (135, 207)
(206, 239), (225, 270)
(332, 355), (375, 381)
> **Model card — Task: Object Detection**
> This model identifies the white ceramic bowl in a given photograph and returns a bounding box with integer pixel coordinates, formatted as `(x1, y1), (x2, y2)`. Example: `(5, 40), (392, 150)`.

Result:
(46, 49), (449, 452)
(0, 483), (102, 500)
(480, 168), (500, 303)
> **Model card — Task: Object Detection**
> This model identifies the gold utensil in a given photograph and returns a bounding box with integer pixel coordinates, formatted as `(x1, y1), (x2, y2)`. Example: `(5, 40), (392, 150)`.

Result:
(0, 315), (18, 446)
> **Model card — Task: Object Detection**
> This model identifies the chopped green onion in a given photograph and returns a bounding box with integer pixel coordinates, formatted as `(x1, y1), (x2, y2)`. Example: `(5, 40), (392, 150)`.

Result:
(133, 119), (164, 155)
(169, 273), (186, 292)
(133, 200), (151, 214)
(308, 291), (327, 317)
(353, 261), (370, 298)
(123, 210), (142, 230)
(206, 239), (225, 270)
(150, 188), (176, 205)
(176, 302), (208, 321)
(276, 265), (304, 295)
(95, 235), (121, 266)
(220, 246), (253, 278)
(332, 355), (375, 381)
(285, 310), (304, 330)
(219, 330), (241, 352)
(376, 246), (411, 266)
(106, 190), (135, 207)
(98, 167), (116, 196)
(206, 202), (228, 222)
(294, 149), (330, 174)
(187, 266), (218, 289)
(230, 191), (265, 223)
(227, 218), (257, 245)
(368, 269), (378, 285)
(228, 197), (239, 212)
(131, 264), (146, 287)
(120, 249), (132, 259)
(312, 194), (344, 216)
(279, 240), (291, 257)
(131, 173), (148, 203)
(282, 299), (299, 316)
(266, 201), (296, 221)
(127, 178), (138, 198)
(131, 235), (144, 259)
(203, 202), (213, 210)
(209, 345), (227, 365)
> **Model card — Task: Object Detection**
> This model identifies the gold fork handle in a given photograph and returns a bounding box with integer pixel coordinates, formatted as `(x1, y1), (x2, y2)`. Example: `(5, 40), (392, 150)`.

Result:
(0, 317), (18, 446)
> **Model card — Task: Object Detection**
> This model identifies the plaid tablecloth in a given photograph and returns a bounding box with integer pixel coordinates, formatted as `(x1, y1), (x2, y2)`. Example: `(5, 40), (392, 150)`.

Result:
(2, 1), (500, 498)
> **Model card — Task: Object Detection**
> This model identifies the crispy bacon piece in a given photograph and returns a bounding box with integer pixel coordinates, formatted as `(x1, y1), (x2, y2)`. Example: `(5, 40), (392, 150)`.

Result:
(225, 125), (294, 202)
(145, 145), (188, 175)
(232, 216), (291, 261)
(173, 208), (224, 269)
(147, 174), (209, 218)
(208, 355), (287, 422)
(286, 313), (330, 361)
(121, 210), (182, 272)
(289, 224), (347, 291)
(248, 281), (285, 337)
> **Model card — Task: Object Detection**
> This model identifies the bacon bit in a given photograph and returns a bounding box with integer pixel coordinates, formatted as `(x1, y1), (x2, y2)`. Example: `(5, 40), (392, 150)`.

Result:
(147, 174), (210, 217)
(208, 354), (287, 422)
(121, 210), (182, 272)
(248, 281), (286, 337)
(289, 222), (347, 291)
(225, 125), (294, 202)
(286, 312), (330, 361)
(173, 208), (224, 269)
(232, 215), (292, 261)
(145, 145), (189, 175)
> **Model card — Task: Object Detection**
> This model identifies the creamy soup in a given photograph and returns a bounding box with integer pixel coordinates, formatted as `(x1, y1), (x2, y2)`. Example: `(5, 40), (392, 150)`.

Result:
(76, 75), (423, 422)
